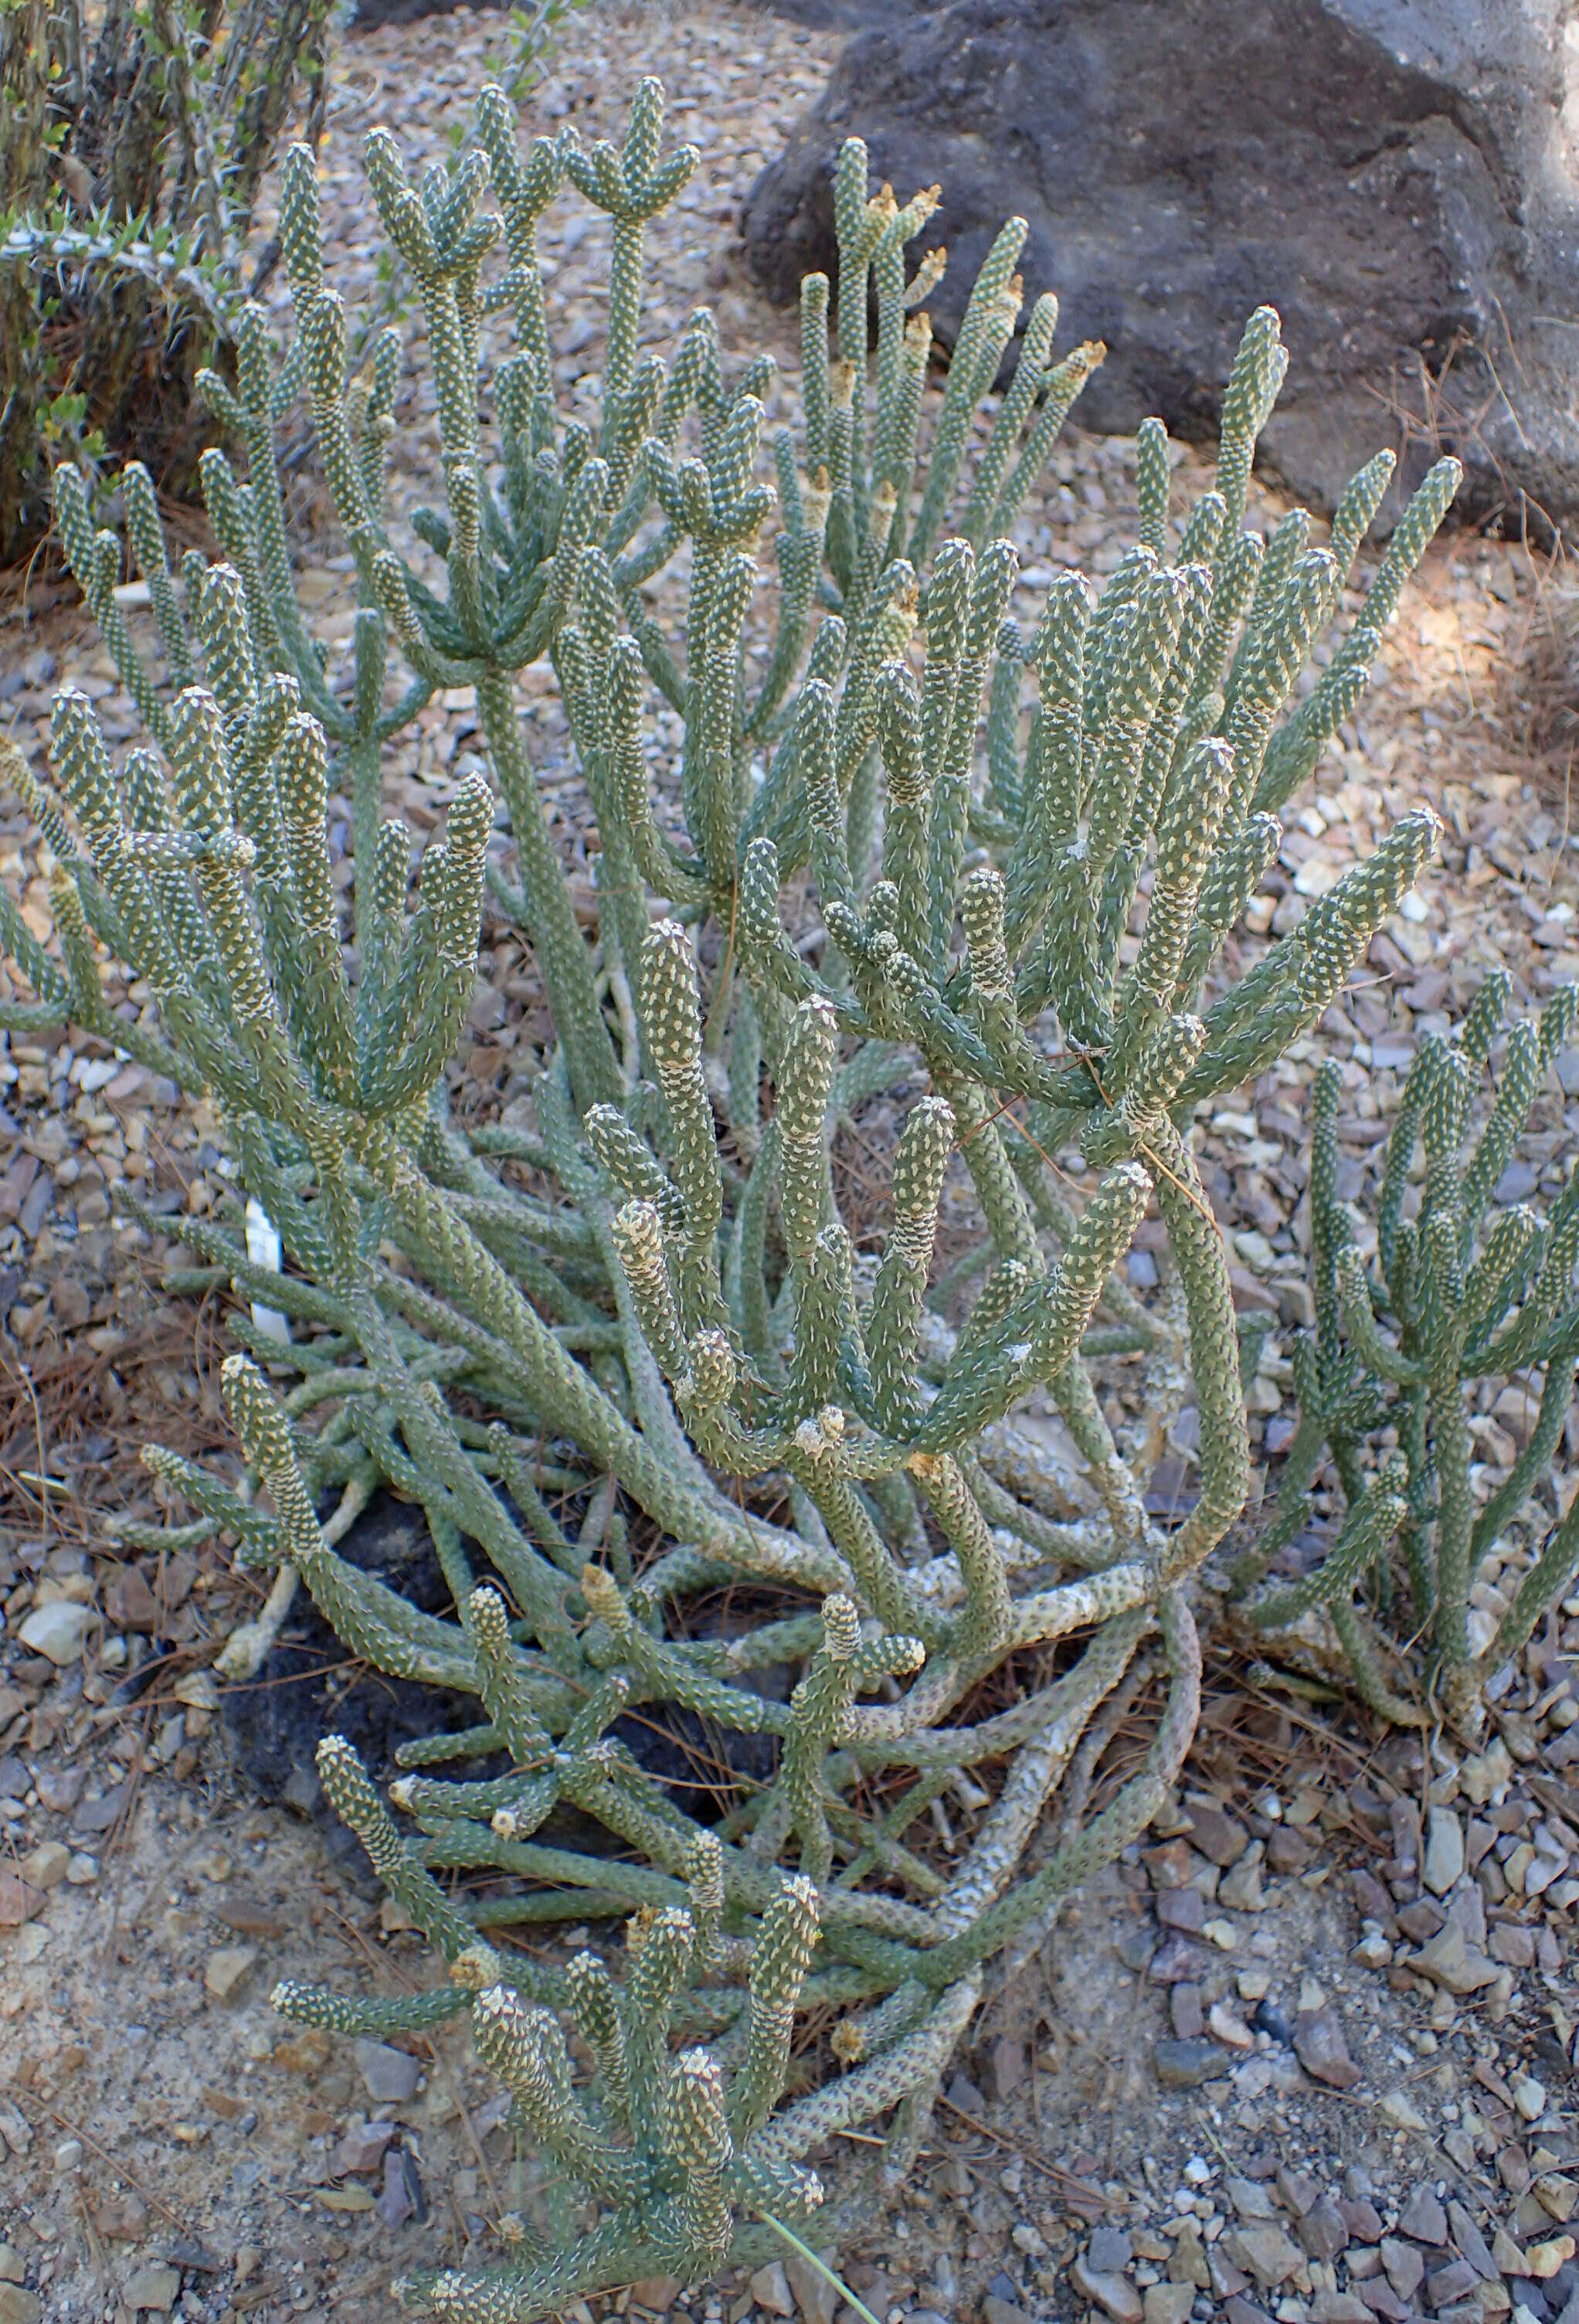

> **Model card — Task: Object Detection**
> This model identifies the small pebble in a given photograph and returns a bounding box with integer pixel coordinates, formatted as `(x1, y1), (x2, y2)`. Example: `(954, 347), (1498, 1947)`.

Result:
(354, 2039), (423, 2102)
(1153, 2038), (1227, 2090)
(204, 1945), (258, 2000)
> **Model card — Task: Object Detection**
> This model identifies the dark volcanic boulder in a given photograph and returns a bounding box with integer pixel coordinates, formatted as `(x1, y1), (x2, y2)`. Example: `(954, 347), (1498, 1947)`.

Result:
(350, 0), (509, 24)
(742, 0), (1579, 535)
(746, 0), (894, 20)
(222, 1490), (786, 1894)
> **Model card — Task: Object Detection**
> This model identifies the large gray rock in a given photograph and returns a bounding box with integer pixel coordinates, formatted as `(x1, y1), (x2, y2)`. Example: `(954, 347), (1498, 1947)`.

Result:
(742, 0), (1579, 535)
(349, 0), (509, 23)
(749, 0), (893, 20)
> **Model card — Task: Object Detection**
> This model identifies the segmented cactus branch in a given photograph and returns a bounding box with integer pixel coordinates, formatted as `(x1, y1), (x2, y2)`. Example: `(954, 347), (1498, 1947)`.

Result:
(1238, 986), (1579, 1736)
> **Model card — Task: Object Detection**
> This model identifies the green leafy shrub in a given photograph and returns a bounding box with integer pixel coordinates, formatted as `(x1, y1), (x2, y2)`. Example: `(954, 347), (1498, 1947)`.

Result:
(1234, 977), (1579, 1735)
(0, 0), (332, 560)
(488, 0), (594, 109)
(0, 74), (1477, 2313)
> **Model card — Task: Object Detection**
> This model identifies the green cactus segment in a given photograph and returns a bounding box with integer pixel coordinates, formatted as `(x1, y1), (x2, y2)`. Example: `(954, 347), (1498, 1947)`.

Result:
(314, 1734), (488, 1965)
(641, 919), (727, 1328)
(295, 1765), (830, 2318)
(1256, 457), (1461, 814)
(1239, 980), (1579, 1740)
(868, 1096), (956, 1432)
(2, 67), (1499, 2313)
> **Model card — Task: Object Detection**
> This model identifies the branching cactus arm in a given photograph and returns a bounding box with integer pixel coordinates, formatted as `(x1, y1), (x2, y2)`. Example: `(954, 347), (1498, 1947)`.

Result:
(273, 1738), (836, 2319)
(1239, 978), (1579, 1737)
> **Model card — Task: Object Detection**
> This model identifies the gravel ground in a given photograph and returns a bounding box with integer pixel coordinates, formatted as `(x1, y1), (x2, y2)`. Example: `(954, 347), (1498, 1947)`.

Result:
(3, 5), (1579, 2323)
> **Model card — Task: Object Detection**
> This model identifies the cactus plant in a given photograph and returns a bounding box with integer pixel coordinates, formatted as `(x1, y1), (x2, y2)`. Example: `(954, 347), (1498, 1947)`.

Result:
(0, 79), (1463, 2309)
(273, 1732), (861, 2313)
(1233, 977), (1579, 1735)
(0, 0), (334, 557)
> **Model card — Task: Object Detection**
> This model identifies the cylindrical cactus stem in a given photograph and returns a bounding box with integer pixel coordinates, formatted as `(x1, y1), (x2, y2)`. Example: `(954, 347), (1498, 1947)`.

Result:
(273, 710), (357, 1097)
(1245, 1466), (1408, 1633)
(685, 1829), (725, 1973)
(1460, 1017), (1540, 1244)
(566, 1950), (630, 2123)
(611, 1199), (692, 1389)
(1135, 415), (1171, 556)
(777, 994), (837, 1266)
(1110, 737), (1232, 1086)
(665, 2048), (734, 2265)
(868, 1096), (956, 1432)
(586, 1103), (686, 1235)
(733, 1874), (820, 2139)
(314, 1734), (486, 1966)
(909, 1453), (1011, 1656)
(783, 1596), (861, 1889)
(1146, 1120), (1251, 1586)
(786, 1222), (857, 1421)
(1214, 305), (1286, 539)
(913, 1162), (1149, 1453)
(1421, 1210), (1473, 1680)
(622, 1904), (696, 2154)
(470, 1983), (639, 2203)
(280, 138), (326, 307)
(641, 920), (726, 1330)
(466, 1585), (558, 1763)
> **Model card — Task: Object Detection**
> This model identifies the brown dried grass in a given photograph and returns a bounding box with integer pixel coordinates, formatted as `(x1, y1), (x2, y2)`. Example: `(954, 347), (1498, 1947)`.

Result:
(0, 1273), (234, 1552)
(1498, 541), (1579, 834)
